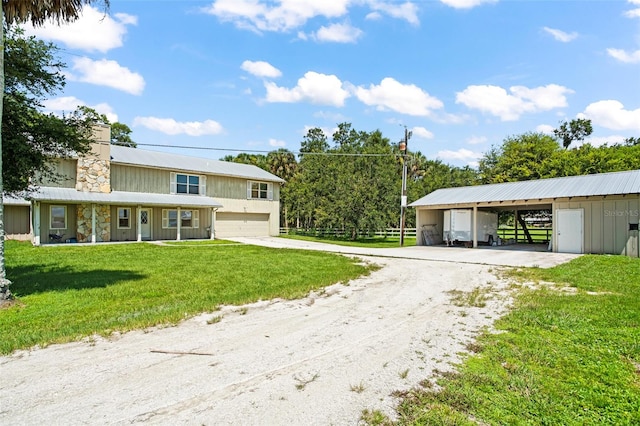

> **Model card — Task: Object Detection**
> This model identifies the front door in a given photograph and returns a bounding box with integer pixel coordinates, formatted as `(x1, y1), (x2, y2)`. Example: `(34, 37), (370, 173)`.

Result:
(140, 208), (152, 240)
(556, 208), (583, 254)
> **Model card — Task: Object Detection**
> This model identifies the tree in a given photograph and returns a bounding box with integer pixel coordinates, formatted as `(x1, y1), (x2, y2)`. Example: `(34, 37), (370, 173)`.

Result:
(1, 0), (109, 302)
(286, 124), (398, 239)
(553, 118), (593, 149)
(111, 122), (136, 147)
(75, 105), (135, 147)
(222, 152), (268, 170)
(479, 132), (562, 183)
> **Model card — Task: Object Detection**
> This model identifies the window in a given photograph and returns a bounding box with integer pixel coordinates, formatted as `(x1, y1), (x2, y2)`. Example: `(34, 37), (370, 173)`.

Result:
(117, 208), (131, 229)
(170, 173), (205, 195)
(162, 209), (199, 228)
(247, 181), (273, 200)
(50, 205), (67, 229)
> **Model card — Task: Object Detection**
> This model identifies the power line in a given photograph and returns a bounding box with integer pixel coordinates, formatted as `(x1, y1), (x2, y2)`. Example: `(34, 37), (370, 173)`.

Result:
(134, 142), (408, 158)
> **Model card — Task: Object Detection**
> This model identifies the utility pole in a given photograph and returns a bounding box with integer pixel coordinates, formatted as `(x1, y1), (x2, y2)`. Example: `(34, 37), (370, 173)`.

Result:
(399, 126), (411, 246)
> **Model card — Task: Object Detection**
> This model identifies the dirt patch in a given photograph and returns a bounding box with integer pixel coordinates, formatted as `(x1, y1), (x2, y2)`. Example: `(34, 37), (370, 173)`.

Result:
(0, 257), (515, 425)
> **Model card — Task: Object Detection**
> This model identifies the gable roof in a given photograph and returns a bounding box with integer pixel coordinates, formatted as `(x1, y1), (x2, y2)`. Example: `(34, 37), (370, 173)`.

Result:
(410, 169), (640, 207)
(110, 145), (285, 183)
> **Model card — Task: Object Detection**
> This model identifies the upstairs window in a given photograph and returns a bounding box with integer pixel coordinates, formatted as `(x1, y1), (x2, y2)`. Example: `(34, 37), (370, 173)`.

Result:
(247, 181), (273, 200)
(170, 173), (206, 195)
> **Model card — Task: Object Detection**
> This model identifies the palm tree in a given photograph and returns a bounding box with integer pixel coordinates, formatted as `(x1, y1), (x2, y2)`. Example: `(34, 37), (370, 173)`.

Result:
(1, 0), (109, 301)
(267, 149), (298, 228)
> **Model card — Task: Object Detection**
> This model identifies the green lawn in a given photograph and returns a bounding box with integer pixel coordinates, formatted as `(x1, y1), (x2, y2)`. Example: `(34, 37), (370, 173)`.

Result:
(0, 241), (376, 355)
(279, 234), (417, 248)
(364, 254), (640, 425)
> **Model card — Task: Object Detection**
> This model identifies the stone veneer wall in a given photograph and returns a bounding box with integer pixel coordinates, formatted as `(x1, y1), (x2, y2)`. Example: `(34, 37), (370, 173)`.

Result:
(76, 204), (111, 242)
(76, 157), (111, 193)
(75, 144), (112, 243)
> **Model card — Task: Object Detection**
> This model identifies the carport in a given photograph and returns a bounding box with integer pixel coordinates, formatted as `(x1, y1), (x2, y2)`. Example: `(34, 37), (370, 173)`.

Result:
(410, 169), (640, 256)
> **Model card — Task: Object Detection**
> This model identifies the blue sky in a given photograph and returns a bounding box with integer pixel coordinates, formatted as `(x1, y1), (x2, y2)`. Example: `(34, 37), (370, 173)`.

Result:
(23, 0), (640, 167)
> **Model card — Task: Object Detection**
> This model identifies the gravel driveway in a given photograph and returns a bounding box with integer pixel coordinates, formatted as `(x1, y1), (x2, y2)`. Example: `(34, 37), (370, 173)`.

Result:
(0, 240), (578, 425)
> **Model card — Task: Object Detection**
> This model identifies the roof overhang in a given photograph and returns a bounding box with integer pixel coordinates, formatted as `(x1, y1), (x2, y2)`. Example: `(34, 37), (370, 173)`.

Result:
(24, 187), (223, 208)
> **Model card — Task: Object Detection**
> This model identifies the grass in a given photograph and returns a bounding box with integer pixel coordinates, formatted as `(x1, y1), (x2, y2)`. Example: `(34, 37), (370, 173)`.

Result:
(0, 241), (376, 355)
(366, 254), (640, 425)
(279, 234), (417, 248)
(162, 239), (237, 245)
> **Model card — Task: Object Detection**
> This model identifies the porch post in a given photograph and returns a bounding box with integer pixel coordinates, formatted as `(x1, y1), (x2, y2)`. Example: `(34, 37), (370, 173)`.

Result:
(137, 205), (142, 242)
(473, 206), (478, 248)
(176, 207), (181, 241)
(210, 208), (216, 240)
(33, 202), (41, 246)
(91, 204), (97, 244)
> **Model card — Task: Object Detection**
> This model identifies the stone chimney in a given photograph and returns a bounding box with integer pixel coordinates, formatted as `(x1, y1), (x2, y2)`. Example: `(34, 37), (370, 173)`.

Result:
(76, 124), (111, 193)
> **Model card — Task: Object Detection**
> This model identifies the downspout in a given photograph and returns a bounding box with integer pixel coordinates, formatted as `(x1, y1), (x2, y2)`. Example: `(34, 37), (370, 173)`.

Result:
(210, 208), (217, 240)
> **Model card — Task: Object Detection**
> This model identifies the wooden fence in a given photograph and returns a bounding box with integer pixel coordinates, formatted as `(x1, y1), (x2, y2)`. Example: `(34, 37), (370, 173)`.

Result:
(280, 228), (417, 238)
(497, 227), (552, 243)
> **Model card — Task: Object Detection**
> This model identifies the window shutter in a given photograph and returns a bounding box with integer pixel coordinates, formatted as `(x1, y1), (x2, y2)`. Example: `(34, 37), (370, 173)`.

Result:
(162, 209), (168, 228)
(193, 210), (199, 228)
(170, 172), (176, 194)
(200, 175), (207, 196)
(247, 181), (252, 199)
(267, 183), (273, 201)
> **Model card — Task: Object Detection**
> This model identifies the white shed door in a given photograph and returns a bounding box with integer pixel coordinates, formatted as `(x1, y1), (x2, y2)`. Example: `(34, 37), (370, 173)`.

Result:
(556, 209), (584, 254)
(216, 212), (270, 238)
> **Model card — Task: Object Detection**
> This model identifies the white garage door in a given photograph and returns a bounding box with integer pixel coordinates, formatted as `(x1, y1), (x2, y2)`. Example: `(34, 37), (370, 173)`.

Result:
(216, 212), (270, 238)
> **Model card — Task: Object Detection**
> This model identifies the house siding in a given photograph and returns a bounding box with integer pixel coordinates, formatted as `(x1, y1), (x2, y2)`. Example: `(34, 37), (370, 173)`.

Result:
(39, 202), (78, 243)
(111, 164), (168, 194)
(5, 206), (31, 240)
(555, 195), (639, 255)
(111, 164), (281, 202)
(37, 159), (77, 188)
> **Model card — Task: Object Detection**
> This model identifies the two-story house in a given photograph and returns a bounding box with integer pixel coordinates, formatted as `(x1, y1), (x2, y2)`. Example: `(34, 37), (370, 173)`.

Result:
(4, 125), (284, 245)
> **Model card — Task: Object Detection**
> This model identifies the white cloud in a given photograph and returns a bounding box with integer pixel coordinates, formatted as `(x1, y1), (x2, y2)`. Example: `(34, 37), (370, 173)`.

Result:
(625, 0), (640, 18)
(536, 124), (555, 134)
(22, 6), (136, 53)
(456, 84), (573, 121)
(607, 48), (640, 63)
(354, 77), (443, 117)
(202, 0), (419, 33)
(133, 117), (224, 136)
(42, 96), (118, 123)
(436, 148), (482, 165)
(581, 100), (640, 132)
(314, 22), (363, 43)
(69, 58), (145, 95)
(241, 60), (282, 78)
(467, 135), (487, 145)
(269, 138), (287, 147)
(439, 0), (497, 10)
(412, 126), (434, 139)
(543, 27), (578, 42)
(202, 0), (349, 32)
(580, 135), (627, 148)
(368, 1), (419, 25)
(264, 71), (350, 107)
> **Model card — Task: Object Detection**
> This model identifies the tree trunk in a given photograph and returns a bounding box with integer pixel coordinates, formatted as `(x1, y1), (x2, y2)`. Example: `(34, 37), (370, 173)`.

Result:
(0, 9), (13, 301)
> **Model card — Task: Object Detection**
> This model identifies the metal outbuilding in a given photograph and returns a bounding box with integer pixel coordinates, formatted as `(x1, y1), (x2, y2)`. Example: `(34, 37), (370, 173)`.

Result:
(410, 169), (640, 256)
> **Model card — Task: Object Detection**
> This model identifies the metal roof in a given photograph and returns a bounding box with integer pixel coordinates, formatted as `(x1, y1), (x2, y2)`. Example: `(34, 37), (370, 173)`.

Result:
(27, 187), (223, 208)
(110, 145), (285, 183)
(410, 169), (640, 207)
(3, 196), (30, 206)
